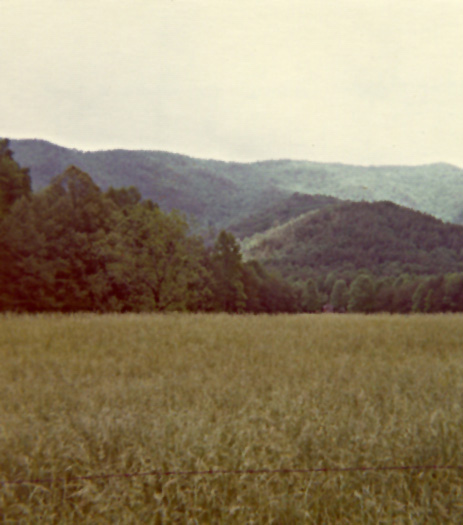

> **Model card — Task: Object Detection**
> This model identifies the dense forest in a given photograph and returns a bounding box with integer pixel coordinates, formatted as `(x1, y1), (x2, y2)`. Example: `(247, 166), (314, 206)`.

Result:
(245, 201), (463, 280)
(2, 138), (463, 315)
(0, 140), (297, 313)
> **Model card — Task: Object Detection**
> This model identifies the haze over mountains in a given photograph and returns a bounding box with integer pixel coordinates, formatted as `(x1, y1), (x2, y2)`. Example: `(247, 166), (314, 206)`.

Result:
(11, 139), (463, 232)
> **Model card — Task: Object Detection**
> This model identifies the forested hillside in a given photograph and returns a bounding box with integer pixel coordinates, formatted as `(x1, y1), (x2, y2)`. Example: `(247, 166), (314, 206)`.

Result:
(229, 193), (341, 239)
(3, 138), (463, 315)
(244, 201), (463, 281)
(0, 140), (297, 313)
(10, 139), (463, 228)
(243, 160), (463, 225)
(9, 139), (288, 230)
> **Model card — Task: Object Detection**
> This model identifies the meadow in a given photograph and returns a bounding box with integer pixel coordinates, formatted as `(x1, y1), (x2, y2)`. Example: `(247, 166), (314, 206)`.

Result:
(1, 313), (463, 523)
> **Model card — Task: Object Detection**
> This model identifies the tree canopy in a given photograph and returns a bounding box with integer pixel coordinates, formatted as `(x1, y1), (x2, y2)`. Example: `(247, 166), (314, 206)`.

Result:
(3, 143), (463, 316)
(0, 160), (298, 313)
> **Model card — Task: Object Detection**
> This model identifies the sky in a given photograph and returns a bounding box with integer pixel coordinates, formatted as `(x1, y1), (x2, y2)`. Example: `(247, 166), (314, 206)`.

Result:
(2, 0), (463, 166)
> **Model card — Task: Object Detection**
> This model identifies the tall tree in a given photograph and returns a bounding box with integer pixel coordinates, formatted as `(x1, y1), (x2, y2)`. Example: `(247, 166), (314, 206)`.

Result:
(330, 279), (349, 312)
(0, 138), (31, 219)
(444, 273), (463, 312)
(103, 203), (206, 311)
(323, 271), (337, 296)
(348, 274), (375, 313)
(372, 277), (395, 313)
(412, 281), (427, 313)
(0, 166), (116, 311)
(304, 278), (321, 312)
(210, 230), (246, 312)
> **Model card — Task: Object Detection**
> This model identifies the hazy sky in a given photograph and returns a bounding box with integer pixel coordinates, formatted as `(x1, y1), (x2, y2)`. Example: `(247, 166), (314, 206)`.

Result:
(2, 0), (463, 166)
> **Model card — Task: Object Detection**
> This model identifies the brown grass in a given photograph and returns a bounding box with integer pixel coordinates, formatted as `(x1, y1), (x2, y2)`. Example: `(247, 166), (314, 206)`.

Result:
(1, 313), (463, 523)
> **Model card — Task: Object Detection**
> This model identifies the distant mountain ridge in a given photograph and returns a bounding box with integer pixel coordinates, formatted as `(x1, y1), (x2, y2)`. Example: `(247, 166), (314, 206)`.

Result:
(9, 138), (463, 231)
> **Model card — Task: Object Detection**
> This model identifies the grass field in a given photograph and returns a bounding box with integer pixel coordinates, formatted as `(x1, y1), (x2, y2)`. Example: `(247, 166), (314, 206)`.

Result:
(1, 313), (463, 523)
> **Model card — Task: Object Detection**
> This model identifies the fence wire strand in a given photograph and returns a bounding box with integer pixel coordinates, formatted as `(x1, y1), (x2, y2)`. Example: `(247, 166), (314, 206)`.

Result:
(2, 464), (463, 486)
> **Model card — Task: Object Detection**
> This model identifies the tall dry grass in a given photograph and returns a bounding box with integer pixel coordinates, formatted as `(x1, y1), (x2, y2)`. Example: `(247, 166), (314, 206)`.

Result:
(1, 313), (463, 523)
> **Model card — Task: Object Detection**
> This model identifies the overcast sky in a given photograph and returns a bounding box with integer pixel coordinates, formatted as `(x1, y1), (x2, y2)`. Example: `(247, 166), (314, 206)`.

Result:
(2, 0), (463, 166)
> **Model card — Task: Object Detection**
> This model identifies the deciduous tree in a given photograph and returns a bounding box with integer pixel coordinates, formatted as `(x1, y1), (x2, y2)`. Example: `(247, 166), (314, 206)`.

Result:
(348, 274), (375, 313)
(330, 279), (348, 312)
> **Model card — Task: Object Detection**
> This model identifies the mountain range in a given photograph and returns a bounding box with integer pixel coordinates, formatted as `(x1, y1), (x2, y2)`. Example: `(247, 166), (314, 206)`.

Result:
(11, 139), (463, 229)
(9, 138), (463, 282)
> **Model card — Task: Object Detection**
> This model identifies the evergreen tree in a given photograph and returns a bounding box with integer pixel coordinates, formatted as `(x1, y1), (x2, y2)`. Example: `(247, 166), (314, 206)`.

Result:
(0, 138), (31, 219)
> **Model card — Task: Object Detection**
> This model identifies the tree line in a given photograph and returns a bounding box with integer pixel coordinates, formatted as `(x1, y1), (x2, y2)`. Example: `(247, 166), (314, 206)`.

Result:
(2, 138), (463, 315)
(303, 271), (463, 313)
(0, 140), (298, 313)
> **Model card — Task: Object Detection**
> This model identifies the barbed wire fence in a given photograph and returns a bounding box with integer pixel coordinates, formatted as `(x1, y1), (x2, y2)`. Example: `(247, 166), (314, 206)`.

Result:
(2, 464), (463, 487)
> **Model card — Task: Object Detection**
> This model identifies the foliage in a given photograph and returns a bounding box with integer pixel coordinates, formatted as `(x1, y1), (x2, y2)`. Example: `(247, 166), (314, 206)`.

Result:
(6, 142), (463, 315)
(0, 166), (116, 311)
(0, 138), (31, 219)
(348, 274), (375, 313)
(0, 161), (300, 313)
(245, 200), (463, 282)
(303, 278), (321, 312)
(209, 230), (247, 312)
(444, 273), (463, 312)
(330, 279), (349, 311)
(101, 203), (206, 312)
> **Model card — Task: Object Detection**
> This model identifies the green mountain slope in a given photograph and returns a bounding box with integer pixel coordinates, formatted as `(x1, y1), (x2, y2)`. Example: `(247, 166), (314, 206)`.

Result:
(239, 159), (463, 224)
(229, 193), (342, 239)
(9, 139), (463, 230)
(8, 139), (288, 228)
(243, 201), (463, 281)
